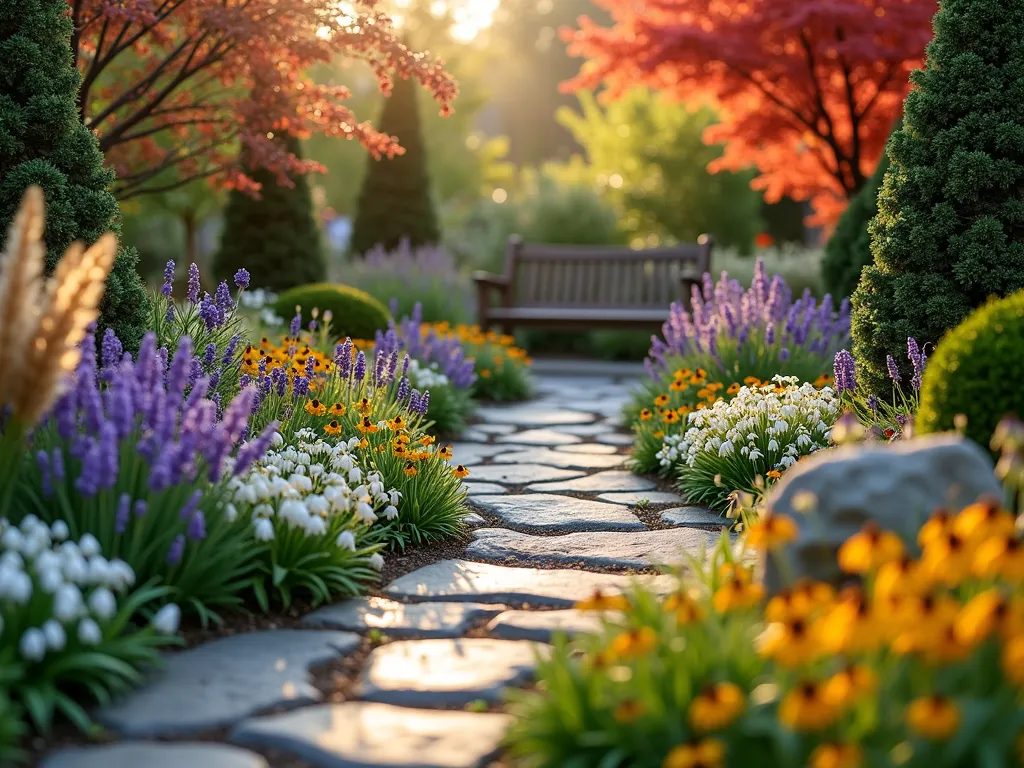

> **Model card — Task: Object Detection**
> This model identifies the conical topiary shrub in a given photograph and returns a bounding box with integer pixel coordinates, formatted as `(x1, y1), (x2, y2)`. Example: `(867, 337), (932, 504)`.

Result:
(850, 0), (1024, 394)
(213, 134), (326, 292)
(349, 74), (441, 256)
(0, 0), (150, 351)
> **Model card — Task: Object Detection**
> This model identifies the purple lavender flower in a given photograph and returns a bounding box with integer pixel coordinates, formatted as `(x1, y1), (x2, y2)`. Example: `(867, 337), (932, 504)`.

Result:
(401, 354), (410, 377)
(886, 354), (902, 384)
(222, 335), (240, 365)
(289, 312), (301, 338)
(305, 355), (315, 378)
(36, 450), (52, 496)
(166, 535), (185, 566)
(779, 347), (790, 363)
(188, 357), (203, 386)
(374, 351), (385, 385)
(293, 376), (310, 398)
(161, 260), (176, 297)
(133, 499), (148, 518)
(233, 422), (279, 476)
(336, 339), (353, 378)
(187, 263), (201, 304)
(203, 342), (217, 367)
(164, 304), (175, 323)
(868, 394), (879, 414)
(199, 293), (223, 330)
(907, 337), (926, 391)
(115, 493), (131, 534)
(101, 328), (123, 376)
(234, 268), (250, 290)
(308, 319), (318, 332)
(354, 351), (366, 382)
(397, 377), (410, 402)
(833, 350), (856, 394)
(408, 391), (421, 413)
(179, 489), (203, 521)
(50, 447), (64, 481)
(168, 337), (194, 395)
(417, 390), (430, 414)
(186, 511), (206, 541)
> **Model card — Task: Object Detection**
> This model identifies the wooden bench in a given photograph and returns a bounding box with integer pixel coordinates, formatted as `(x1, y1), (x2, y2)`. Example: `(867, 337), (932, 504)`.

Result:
(474, 235), (712, 333)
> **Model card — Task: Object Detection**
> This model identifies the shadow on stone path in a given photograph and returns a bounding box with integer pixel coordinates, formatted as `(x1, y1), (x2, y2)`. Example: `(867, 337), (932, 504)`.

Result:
(42, 370), (722, 768)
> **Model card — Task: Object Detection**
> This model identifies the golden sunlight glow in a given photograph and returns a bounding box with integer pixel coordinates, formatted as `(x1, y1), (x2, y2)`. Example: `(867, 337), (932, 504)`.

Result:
(448, 0), (501, 42)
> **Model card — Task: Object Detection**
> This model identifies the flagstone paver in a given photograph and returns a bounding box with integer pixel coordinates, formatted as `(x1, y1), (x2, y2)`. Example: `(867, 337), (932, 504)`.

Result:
(231, 703), (512, 768)
(597, 490), (686, 506)
(474, 405), (597, 426)
(487, 610), (611, 642)
(555, 443), (620, 455)
(661, 506), (729, 528)
(469, 422), (519, 435)
(466, 527), (716, 570)
(543, 422), (618, 437)
(463, 512), (488, 526)
(527, 470), (657, 493)
(464, 463), (585, 485)
(357, 639), (545, 707)
(495, 428), (582, 446)
(96, 630), (361, 737)
(469, 493), (645, 533)
(384, 559), (677, 608)
(301, 598), (504, 638)
(42, 743), (269, 768)
(449, 443), (520, 465)
(462, 482), (508, 496)
(491, 447), (626, 470)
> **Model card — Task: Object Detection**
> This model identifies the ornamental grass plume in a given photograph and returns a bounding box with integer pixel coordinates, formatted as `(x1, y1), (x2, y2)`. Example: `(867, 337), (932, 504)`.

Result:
(0, 186), (116, 427)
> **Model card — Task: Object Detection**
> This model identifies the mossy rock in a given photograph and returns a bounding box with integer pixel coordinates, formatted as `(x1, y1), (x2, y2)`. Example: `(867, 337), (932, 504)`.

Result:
(274, 283), (391, 341)
(916, 290), (1024, 450)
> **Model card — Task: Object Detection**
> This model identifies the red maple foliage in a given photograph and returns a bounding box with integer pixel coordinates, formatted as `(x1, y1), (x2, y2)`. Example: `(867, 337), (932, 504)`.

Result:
(561, 0), (936, 226)
(69, 0), (458, 199)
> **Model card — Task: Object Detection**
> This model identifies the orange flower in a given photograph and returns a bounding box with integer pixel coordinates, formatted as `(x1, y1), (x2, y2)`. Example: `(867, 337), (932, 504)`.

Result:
(323, 420), (343, 436)
(304, 398), (327, 416)
(745, 514), (798, 550)
(404, 461), (418, 477)
(905, 696), (960, 740)
(640, 409), (653, 421)
(654, 394), (670, 407)
(453, 464), (470, 479)
(608, 627), (658, 658)
(837, 523), (904, 574)
(329, 402), (347, 416)
(688, 682), (745, 732)
(438, 445), (454, 460)
(809, 743), (862, 768)
(726, 382), (741, 394)
(754, 232), (774, 248)
(576, 589), (630, 612)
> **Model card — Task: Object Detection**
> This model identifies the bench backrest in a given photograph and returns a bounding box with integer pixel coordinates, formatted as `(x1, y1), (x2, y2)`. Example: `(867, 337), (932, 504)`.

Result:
(504, 236), (712, 309)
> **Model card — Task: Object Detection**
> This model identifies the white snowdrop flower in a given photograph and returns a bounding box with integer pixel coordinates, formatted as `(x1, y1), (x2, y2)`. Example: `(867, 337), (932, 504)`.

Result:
(389, 490), (402, 506)
(152, 604), (181, 635)
(42, 620), (66, 651)
(86, 557), (110, 585)
(270, 431), (284, 448)
(375, 420), (387, 430)
(306, 495), (329, 516)
(19, 628), (47, 662)
(252, 478), (272, 500)
(355, 502), (377, 523)
(309, 464), (324, 479)
(53, 583), (83, 622)
(224, 503), (239, 523)
(369, 553), (385, 571)
(88, 587), (117, 620)
(325, 472), (346, 486)
(780, 455), (797, 468)
(796, 434), (811, 449)
(2, 569), (32, 604)
(374, 492), (390, 505)
(347, 467), (362, 484)
(269, 477), (292, 497)
(1, 527), (25, 553)
(337, 530), (357, 551)
(252, 503), (275, 519)
(304, 516), (327, 536)
(279, 499), (309, 526)
(235, 484), (257, 504)
(77, 618), (102, 645)
(38, 566), (64, 594)
(369, 480), (384, 496)
(108, 559), (135, 589)
(289, 474), (313, 494)
(78, 534), (101, 558)
(767, 439), (779, 452)
(50, 521), (70, 541)
(718, 441), (733, 457)
(19, 514), (41, 532)
(0, 550), (22, 570)
(254, 518), (275, 541)
(383, 505), (399, 521)
(34, 549), (61, 573)
(292, 464), (308, 476)
(748, 449), (763, 462)
(352, 484), (368, 499)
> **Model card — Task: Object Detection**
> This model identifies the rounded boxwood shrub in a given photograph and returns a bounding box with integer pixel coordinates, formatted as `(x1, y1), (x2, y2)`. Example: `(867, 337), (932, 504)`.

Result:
(916, 290), (1024, 449)
(274, 283), (391, 340)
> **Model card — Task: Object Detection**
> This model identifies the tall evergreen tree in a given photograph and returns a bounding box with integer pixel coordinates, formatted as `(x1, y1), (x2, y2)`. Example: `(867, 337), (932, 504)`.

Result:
(350, 74), (440, 256)
(213, 135), (326, 292)
(851, 0), (1024, 394)
(0, 0), (150, 350)
(822, 119), (901, 300)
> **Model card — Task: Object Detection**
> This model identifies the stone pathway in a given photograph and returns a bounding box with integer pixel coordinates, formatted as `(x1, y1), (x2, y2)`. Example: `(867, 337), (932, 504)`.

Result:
(43, 369), (723, 768)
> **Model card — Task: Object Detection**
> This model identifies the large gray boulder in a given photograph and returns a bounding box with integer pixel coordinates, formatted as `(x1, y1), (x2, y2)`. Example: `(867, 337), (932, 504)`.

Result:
(763, 434), (1001, 591)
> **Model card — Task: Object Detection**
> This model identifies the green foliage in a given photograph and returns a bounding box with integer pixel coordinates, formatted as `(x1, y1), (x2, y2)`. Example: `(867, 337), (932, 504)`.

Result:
(0, 0), (150, 351)
(0, 677), (26, 764)
(850, 0), (1024, 395)
(350, 74), (441, 256)
(466, 337), (533, 403)
(274, 283), (391, 341)
(916, 291), (1024, 449)
(422, 383), (476, 437)
(822, 124), (897, 300)
(214, 135), (326, 293)
(551, 89), (764, 251)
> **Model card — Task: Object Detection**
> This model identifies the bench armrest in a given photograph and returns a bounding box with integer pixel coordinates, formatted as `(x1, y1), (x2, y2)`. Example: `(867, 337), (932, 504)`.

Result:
(473, 271), (509, 290)
(474, 272), (510, 330)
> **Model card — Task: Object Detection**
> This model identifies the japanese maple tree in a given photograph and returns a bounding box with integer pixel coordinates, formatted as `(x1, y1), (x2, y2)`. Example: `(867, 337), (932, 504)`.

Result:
(561, 0), (936, 225)
(68, 0), (459, 199)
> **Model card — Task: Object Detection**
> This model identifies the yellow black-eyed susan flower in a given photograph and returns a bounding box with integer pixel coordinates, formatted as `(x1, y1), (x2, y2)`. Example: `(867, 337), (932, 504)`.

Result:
(758, 617), (821, 668)
(388, 415), (405, 431)
(575, 589), (629, 612)
(438, 445), (454, 461)
(745, 513), (798, 551)
(816, 587), (881, 655)
(766, 469), (783, 480)
(453, 465), (470, 479)
(404, 461), (418, 477)
(613, 699), (645, 723)
(357, 417), (378, 434)
(304, 399), (327, 416)
(608, 627), (657, 659)
(640, 409), (653, 421)
(480, 369), (491, 378)
(358, 438), (369, 449)
(727, 382), (741, 394)
(663, 739), (724, 768)
(837, 522), (904, 574)
(329, 403), (347, 416)
(324, 420), (342, 436)
(670, 378), (688, 392)
(823, 664), (877, 708)
(356, 397), (372, 414)
(918, 508), (954, 550)
(1002, 635), (1024, 686)
(654, 394), (670, 407)
(393, 443), (408, 457)
(673, 368), (692, 379)
(712, 574), (764, 614)
(973, 535), (1024, 581)
(778, 681), (839, 732)
(663, 410), (680, 424)
(905, 695), (960, 740)
(954, 496), (1016, 546)
(420, 435), (435, 446)
(688, 683), (745, 732)
(809, 743), (862, 768)
(652, 430), (665, 439)
(743, 376), (761, 386)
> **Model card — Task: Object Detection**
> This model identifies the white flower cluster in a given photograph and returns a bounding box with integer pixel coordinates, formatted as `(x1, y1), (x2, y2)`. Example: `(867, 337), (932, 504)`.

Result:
(658, 376), (839, 472)
(406, 359), (449, 389)
(0, 516), (180, 664)
(238, 288), (279, 310)
(228, 429), (398, 570)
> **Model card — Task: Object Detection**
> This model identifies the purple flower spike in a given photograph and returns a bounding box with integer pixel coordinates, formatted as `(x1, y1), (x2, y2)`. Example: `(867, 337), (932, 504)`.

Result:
(397, 377), (410, 402)
(133, 499), (148, 518)
(417, 390), (430, 414)
(199, 293), (223, 330)
(115, 493), (131, 534)
(354, 351), (366, 382)
(36, 450), (52, 496)
(337, 339), (353, 378)
(907, 337), (926, 391)
(168, 337), (194, 395)
(187, 263), (201, 304)
(203, 342), (217, 367)
(833, 349), (856, 394)
(233, 268), (250, 290)
(101, 329), (123, 373)
(161, 260), (176, 297)
(164, 304), (175, 323)
(187, 511), (206, 541)
(166, 535), (186, 566)
(289, 312), (301, 338)
(886, 354), (902, 384)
